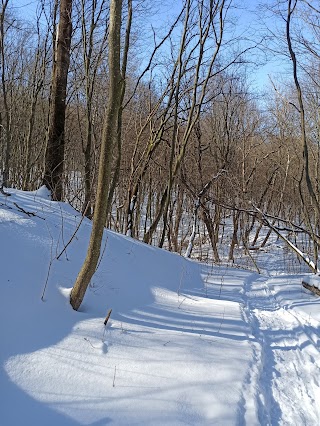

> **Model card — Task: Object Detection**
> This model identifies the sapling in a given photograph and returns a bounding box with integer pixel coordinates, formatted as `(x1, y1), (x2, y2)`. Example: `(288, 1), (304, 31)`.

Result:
(41, 223), (55, 301)
(178, 262), (186, 296)
(41, 206), (90, 300)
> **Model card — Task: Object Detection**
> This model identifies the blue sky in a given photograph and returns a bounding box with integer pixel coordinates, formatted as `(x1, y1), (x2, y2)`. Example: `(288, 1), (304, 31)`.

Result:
(10, 0), (38, 21)
(9, 0), (287, 92)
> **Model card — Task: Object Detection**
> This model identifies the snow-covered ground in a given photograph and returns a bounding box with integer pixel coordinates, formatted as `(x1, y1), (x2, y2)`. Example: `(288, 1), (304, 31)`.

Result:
(1, 188), (320, 425)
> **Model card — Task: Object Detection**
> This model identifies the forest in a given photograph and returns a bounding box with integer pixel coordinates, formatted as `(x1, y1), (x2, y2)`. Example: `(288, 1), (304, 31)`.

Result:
(1, 0), (319, 272)
(2, 2), (320, 422)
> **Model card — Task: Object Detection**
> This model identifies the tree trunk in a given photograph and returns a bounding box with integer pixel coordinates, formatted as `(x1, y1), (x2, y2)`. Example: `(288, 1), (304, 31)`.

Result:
(70, 0), (123, 311)
(286, 0), (320, 216)
(0, 0), (11, 188)
(184, 199), (200, 258)
(42, 0), (73, 201)
(229, 211), (240, 261)
(202, 206), (220, 263)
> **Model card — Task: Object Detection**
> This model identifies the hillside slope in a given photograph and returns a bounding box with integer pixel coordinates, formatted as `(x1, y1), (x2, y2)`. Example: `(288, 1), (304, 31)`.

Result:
(1, 188), (320, 425)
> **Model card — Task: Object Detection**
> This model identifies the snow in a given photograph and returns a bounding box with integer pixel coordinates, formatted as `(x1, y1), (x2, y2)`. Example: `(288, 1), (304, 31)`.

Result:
(1, 188), (320, 425)
(28, 185), (52, 199)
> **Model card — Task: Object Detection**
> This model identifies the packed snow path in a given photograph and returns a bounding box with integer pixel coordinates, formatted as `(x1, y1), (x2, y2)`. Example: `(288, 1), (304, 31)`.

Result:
(241, 274), (320, 425)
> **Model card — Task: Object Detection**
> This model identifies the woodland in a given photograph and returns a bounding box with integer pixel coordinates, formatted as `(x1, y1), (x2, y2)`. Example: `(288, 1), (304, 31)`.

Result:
(1, 0), (320, 290)
(2, 2), (320, 422)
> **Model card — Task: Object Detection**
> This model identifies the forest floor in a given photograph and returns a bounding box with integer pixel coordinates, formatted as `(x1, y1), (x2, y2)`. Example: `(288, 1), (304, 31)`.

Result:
(1, 188), (320, 425)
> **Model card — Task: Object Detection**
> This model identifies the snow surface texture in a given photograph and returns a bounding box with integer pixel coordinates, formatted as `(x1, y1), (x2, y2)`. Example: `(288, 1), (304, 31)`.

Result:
(1, 189), (320, 425)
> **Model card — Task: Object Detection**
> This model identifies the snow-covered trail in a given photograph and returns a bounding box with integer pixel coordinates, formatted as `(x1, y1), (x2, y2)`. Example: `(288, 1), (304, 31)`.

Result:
(241, 274), (320, 425)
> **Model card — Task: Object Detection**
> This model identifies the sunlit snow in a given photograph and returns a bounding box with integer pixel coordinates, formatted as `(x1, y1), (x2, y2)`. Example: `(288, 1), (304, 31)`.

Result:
(1, 188), (320, 425)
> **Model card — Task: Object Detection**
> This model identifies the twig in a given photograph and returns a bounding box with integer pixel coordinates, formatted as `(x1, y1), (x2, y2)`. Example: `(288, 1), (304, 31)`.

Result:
(56, 203), (68, 259)
(13, 202), (45, 219)
(96, 235), (108, 272)
(104, 308), (112, 326)
(241, 231), (261, 274)
(178, 262), (186, 296)
(219, 275), (225, 298)
(113, 365), (117, 387)
(217, 308), (225, 333)
(41, 224), (54, 301)
(56, 202), (89, 260)
(41, 258), (53, 301)
(84, 337), (100, 349)
(178, 297), (186, 309)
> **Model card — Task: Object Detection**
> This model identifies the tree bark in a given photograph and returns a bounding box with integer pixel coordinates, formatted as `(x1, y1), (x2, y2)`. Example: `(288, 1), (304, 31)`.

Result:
(42, 0), (73, 201)
(302, 281), (320, 297)
(70, 0), (123, 311)
(0, 0), (11, 188)
(286, 0), (320, 215)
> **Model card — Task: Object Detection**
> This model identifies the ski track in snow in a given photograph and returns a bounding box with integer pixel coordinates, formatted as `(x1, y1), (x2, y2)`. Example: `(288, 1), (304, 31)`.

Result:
(240, 274), (320, 426)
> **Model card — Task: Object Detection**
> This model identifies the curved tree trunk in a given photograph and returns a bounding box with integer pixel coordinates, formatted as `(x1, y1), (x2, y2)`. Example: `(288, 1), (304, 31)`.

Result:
(70, 0), (123, 311)
(286, 0), (319, 215)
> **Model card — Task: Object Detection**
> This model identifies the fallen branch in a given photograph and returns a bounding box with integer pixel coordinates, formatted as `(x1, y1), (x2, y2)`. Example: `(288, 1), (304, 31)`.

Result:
(0, 187), (11, 196)
(302, 281), (320, 297)
(13, 202), (45, 220)
(253, 205), (319, 274)
(194, 195), (320, 241)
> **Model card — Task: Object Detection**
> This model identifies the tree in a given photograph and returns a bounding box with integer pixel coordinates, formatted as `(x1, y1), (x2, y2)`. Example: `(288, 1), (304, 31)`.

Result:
(78, 0), (109, 217)
(70, 0), (124, 311)
(286, 0), (319, 212)
(0, 0), (10, 189)
(42, 0), (73, 201)
(22, 6), (51, 190)
(286, 0), (320, 269)
(142, 0), (238, 246)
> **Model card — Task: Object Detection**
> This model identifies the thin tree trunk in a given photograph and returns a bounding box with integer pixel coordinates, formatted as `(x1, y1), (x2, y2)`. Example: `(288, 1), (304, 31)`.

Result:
(0, 0), (10, 188)
(106, 0), (132, 217)
(184, 199), (200, 258)
(202, 206), (220, 263)
(287, 0), (320, 215)
(229, 211), (240, 262)
(70, 0), (123, 311)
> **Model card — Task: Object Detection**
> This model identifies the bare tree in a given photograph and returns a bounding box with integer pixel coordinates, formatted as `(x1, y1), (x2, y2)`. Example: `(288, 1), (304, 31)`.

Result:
(143, 0), (233, 246)
(70, 0), (124, 311)
(0, 0), (10, 189)
(285, 0), (320, 269)
(22, 6), (50, 190)
(286, 0), (319, 214)
(42, 0), (73, 200)
(78, 0), (108, 217)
